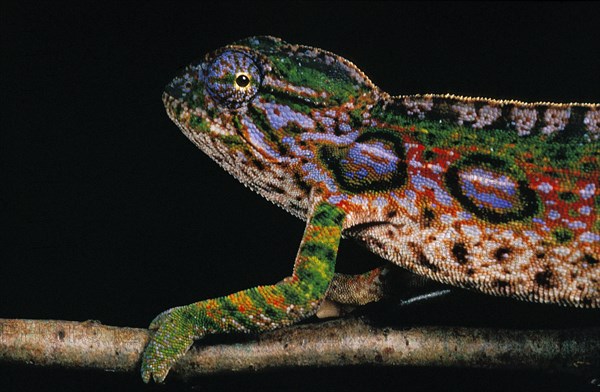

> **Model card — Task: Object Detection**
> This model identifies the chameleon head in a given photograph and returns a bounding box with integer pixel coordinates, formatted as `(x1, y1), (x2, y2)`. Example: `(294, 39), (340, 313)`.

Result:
(162, 36), (380, 217)
(162, 45), (268, 171)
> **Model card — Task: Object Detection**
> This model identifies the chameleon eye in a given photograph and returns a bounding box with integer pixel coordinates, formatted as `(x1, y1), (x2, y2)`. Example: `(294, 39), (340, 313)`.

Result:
(235, 73), (250, 88)
(205, 50), (261, 108)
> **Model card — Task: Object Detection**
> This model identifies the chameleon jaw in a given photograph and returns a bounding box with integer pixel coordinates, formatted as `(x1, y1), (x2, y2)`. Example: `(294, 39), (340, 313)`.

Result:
(162, 92), (311, 221)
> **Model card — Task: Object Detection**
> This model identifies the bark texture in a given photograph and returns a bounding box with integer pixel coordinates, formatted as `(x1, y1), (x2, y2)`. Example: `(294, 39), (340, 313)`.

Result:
(0, 318), (598, 380)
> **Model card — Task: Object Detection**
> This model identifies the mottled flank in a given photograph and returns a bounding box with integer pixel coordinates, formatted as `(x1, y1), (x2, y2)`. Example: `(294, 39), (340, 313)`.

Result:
(144, 36), (599, 382)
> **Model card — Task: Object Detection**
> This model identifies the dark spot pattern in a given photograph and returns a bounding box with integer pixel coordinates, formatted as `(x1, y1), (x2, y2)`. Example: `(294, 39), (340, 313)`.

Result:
(534, 269), (554, 288)
(451, 243), (469, 265)
(493, 280), (510, 289)
(271, 186), (286, 194)
(552, 228), (573, 244)
(558, 191), (578, 203)
(582, 298), (592, 307)
(583, 254), (598, 266)
(422, 207), (435, 228)
(418, 251), (439, 272)
(494, 247), (512, 262)
(369, 238), (386, 250)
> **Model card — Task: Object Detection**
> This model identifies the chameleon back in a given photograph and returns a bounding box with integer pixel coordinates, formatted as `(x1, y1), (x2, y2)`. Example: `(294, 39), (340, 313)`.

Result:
(163, 36), (599, 308)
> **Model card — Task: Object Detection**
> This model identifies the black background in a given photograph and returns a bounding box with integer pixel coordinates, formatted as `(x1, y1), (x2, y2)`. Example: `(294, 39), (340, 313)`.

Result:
(2, 2), (599, 391)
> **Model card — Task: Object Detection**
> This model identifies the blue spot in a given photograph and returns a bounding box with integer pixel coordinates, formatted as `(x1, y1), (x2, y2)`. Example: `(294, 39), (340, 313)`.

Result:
(548, 210), (560, 220)
(328, 194), (347, 204)
(462, 180), (514, 209)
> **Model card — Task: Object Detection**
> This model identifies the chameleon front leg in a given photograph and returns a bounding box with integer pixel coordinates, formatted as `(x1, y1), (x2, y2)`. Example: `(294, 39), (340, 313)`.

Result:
(141, 201), (345, 383)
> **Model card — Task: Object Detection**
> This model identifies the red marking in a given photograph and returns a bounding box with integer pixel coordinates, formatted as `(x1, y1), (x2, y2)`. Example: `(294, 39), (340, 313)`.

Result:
(527, 172), (595, 233)
(431, 147), (446, 155)
(265, 293), (288, 310)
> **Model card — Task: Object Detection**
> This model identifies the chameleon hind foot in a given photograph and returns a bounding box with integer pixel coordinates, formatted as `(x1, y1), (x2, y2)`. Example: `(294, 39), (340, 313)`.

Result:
(327, 267), (390, 305)
(317, 267), (389, 318)
(317, 266), (454, 317)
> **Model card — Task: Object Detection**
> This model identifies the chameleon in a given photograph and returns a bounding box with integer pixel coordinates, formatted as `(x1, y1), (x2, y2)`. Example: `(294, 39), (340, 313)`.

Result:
(141, 36), (599, 383)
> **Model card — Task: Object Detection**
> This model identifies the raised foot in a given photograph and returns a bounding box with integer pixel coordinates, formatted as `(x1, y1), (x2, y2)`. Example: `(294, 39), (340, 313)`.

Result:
(141, 305), (198, 383)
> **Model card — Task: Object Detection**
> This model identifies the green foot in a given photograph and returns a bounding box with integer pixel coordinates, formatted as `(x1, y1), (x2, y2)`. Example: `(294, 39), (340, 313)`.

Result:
(141, 305), (198, 383)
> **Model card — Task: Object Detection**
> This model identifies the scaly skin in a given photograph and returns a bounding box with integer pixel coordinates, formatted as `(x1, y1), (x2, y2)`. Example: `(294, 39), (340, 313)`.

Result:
(142, 36), (599, 382)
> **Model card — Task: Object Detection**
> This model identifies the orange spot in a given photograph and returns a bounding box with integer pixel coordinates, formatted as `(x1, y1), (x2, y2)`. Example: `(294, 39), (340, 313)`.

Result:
(258, 286), (288, 310)
(336, 199), (355, 213)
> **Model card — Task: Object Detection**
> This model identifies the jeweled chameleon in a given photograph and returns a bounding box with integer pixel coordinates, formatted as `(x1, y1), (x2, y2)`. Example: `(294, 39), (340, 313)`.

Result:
(141, 36), (599, 382)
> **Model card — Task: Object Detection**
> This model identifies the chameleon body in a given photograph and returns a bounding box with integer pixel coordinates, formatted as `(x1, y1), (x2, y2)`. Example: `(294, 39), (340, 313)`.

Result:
(142, 36), (599, 382)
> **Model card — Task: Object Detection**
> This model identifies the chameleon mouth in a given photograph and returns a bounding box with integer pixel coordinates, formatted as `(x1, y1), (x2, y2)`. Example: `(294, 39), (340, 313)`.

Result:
(162, 92), (226, 156)
(162, 92), (234, 137)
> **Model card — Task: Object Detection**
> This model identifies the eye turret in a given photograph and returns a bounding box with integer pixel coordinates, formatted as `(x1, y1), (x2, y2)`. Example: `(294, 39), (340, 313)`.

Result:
(205, 51), (262, 108)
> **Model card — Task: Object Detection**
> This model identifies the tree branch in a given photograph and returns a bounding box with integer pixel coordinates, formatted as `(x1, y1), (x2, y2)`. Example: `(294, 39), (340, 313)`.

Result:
(0, 318), (598, 381)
